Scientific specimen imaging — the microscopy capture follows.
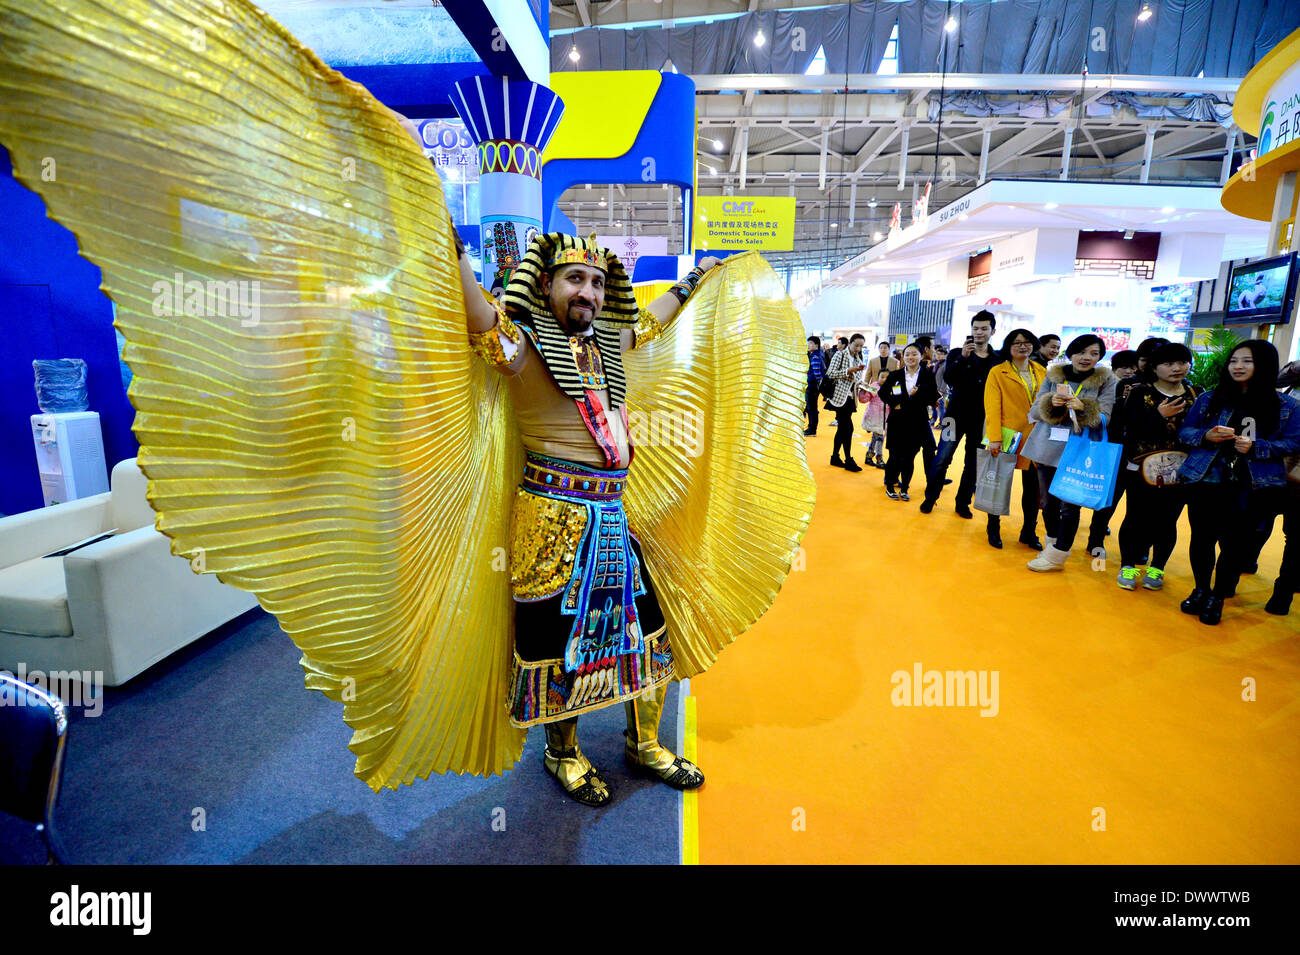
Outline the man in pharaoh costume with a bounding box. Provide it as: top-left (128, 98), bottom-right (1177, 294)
top-left (0, 0), bottom-right (815, 801)
top-left (454, 229), bottom-right (721, 804)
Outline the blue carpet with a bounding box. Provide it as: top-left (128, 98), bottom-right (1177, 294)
top-left (0, 609), bottom-right (681, 864)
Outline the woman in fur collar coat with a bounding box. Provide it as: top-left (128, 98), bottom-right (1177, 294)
top-left (1020, 335), bottom-right (1118, 571)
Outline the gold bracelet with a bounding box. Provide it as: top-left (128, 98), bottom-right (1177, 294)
top-left (468, 302), bottom-right (523, 367)
top-left (632, 307), bottom-right (665, 348)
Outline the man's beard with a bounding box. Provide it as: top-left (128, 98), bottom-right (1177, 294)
top-left (553, 297), bottom-right (597, 333)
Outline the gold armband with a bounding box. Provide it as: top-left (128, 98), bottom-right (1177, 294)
top-left (468, 302), bottom-right (524, 367)
top-left (632, 307), bottom-right (665, 349)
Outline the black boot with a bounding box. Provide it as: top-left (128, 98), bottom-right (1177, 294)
top-left (1265, 581), bottom-right (1293, 616)
top-left (1018, 528), bottom-right (1043, 551)
top-left (843, 455), bottom-right (863, 473)
top-left (986, 516), bottom-right (1003, 549)
top-left (1180, 589), bottom-right (1209, 616)
top-left (1198, 595), bottom-right (1224, 626)
top-left (830, 451), bottom-right (845, 468)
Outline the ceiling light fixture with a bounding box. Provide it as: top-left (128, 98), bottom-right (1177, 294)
top-left (568, 47), bottom-right (580, 62)
top-left (874, 231), bottom-right (883, 240)
top-left (1137, 3), bottom-right (1152, 23)
top-left (753, 30), bottom-right (766, 48)
top-left (712, 138), bottom-right (724, 151)
top-left (598, 198), bottom-right (606, 207)
top-left (1044, 202), bottom-right (1059, 209)
top-left (945, 15), bottom-right (957, 33)
top-left (1160, 205), bottom-right (1175, 213)
top-left (868, 196), bottom-right (878, 208)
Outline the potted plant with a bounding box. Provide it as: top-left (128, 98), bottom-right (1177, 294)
top-left (1188, 325), bottom-right (1242, 390)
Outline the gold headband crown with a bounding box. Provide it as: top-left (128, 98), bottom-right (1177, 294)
top-left (548, 232), bottom-right (609, 271)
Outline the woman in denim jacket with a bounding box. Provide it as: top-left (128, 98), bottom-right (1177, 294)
top-left (1177, 340), bottom-right (1300, 625)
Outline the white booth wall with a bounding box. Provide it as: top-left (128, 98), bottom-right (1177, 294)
top-left (800, 284), bottom-right (889, 341)
top-left (949, 274), bottom-right (1188, 355)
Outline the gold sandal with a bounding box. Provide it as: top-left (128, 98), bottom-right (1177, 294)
top-left (624, 687), bottom-right (705, 791)
top-left (543, 719), bottom-right (613, 807)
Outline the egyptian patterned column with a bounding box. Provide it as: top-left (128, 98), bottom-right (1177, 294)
top-left (451, 76), bottom-right (564, 296)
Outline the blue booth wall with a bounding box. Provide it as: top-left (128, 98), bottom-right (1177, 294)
top-left (0, 149), bottom-right (138, 518)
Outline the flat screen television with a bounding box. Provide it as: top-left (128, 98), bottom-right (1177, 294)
top-left (1224, 252), bottom-right (1298, 325)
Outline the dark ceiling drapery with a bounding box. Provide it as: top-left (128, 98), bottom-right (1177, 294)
top-left (551, 0), bottom-right (1300, 79)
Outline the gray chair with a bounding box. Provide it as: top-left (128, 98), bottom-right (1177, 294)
top-left (0, 671), bottom-right (68, 863)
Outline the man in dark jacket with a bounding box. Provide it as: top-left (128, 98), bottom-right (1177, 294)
top-left (919, 311), bottom-right (999, 518)
top-left (806, 336), bottom-right (827, 436)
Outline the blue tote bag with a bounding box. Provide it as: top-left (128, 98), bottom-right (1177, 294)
top-left (1049, 428), bottom-right (1122, 510)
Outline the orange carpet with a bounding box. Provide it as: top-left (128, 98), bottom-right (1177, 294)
top-left (693, 428), bottom-right (1300, 863)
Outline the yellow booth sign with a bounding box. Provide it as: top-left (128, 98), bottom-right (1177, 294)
top-left (695, 196), bottom-right (795, 251)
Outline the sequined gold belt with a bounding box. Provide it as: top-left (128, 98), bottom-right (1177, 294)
top-left (521, 451), bottom-right (627, 501)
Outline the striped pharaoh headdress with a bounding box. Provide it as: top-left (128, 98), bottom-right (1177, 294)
top-left (500, 232), bottom-right (639, 404)
top-left (501, 232), bottom-right (638, 326)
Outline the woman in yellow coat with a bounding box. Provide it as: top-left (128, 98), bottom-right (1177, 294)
top-left (983, 329), bottom-right (1047, 550)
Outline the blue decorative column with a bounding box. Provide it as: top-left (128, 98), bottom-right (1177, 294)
top-left (451, 76), bottom-right (564, 296)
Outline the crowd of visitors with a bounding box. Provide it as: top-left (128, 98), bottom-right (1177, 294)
top-left (806, 313), bottom-right (1300, 626)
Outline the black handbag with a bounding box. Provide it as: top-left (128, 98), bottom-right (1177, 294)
top-left (818, 374), bottom-right (835, 401)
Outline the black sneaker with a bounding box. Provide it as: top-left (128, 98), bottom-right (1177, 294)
top-left (885, 488), bottom-right (900, 501)
top-left (918, 499), bottom-right (934, 514)
top-left (804, 428), bottom-right (816, 436)
top-left (899, 490), bottom-right (910, 501)
top-left (955, 504), bottom-right (973, 519)
top-left (830, 454), bottom-right (844, 468)
top-left (843, 456), bottom-right (863, 473)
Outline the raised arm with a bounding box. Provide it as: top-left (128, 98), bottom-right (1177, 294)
top-left (625, 256), bottom-right (725, 350)
top-left (456, 240), bottom-right (498, 333)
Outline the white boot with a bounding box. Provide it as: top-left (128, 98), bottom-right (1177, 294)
top-left (1027, 544), bottom-right (1069, 572)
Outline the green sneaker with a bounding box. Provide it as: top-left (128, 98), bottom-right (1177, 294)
top-left (1117, 566), bottom-right (1139, 590)
top-left (1142, 567), bottom-right (1165, 591)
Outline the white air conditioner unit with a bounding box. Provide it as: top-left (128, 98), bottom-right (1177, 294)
top-left (30, 412), bottom-right (109, 506)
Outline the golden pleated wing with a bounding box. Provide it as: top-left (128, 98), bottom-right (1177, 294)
top-left (623, 252), bottom-right (817, 676)
top-left (0, 0), bottom-right (526, 788)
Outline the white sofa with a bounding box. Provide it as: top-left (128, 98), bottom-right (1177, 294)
top-left (0, 458), bottom-right (259, 685)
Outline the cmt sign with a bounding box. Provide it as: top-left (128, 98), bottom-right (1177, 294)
top-left (696, 195), bottom-right (795, 251)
